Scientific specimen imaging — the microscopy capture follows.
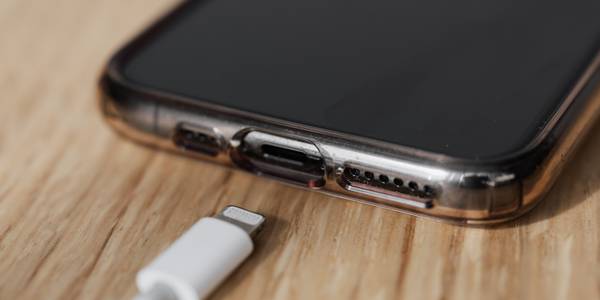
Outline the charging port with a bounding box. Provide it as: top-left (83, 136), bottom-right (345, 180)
top-left (233, 131), bottom-right (325, 188)
top-left (173, 124), bottom-right (221, 156)
top-left (339, 166), bottom-right (435, 208)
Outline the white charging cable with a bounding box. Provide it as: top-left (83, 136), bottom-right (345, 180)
top-left (133, 206), bottom-right (265, 300)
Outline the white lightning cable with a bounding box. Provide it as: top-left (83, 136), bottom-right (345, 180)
top-left (133, 206), bottom-right (265, 300)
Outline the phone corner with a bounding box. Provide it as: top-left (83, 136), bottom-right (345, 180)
top-left (97, 60), bottom-right (160, 146)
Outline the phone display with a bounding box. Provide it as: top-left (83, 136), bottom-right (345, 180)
top-left (122, 0), bottom-right (600, 159)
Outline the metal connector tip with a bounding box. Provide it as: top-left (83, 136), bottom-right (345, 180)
top-left (215, 206), bottom-right (265, 238)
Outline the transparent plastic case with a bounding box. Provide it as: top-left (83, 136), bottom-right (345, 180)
top-left (99, 3), bottom-right (600, 224)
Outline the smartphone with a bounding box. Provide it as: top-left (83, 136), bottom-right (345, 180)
top-left (99, 0), bottom-right (600, 224)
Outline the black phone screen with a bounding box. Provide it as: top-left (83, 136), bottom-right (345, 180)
top-left (121, 0), bottom-right (600, 159)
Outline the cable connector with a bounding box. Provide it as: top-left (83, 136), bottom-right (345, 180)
top-left (134, 206), bottom-right (265, 300)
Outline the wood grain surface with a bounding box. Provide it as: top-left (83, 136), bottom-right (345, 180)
top-left (0, 1), bottom-right (599, 299)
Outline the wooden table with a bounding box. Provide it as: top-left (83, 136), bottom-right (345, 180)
top-left (1, 1), bottom-right (598, 299)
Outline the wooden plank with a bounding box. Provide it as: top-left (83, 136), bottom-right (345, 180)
top-left (0, 1), bottom-right (598, 299)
